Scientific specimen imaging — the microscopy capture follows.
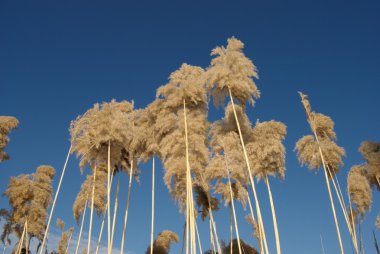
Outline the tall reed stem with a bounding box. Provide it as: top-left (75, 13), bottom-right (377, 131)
top-left (17, 220), bottom-right (27, 254)
top-left (299, 93), bottom-right (344, 254)
top-left (183, 99), bottom-right (196, 254)
top-left (265, 176), bottom-right (281, 254)
top-left (228, 87), bottom-right (269, 253)
top-left (120, 161), bottom-right (134, 254)
top-left (107, 141), bottom-right (111, 254)
top-left (75, 200), bottom-right (88, 254)
top-left (224, 155), bottom-right (242, 254)
top-left (87, 165), bottom-right (97, 254)
top-left (150, 158), bottom-right (155, 254)
top-left (39, 145), bottom-right (72, 254)
top-left (110, 181), bottom-right (120, 252)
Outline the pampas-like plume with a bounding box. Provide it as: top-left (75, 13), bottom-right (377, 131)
top-left (296, 92), bottom-right (345, 254)
top-left (359, 141), bottom-right (380, 189)
top-left (56, 219), bottom-right (65, 232)
top-left (221, 239), bottom-right (259, 254)
top-left (145, 230), bottom-right (179, 254)
top-left (73, 166), bottom-right (107, 222)
top-left (4, 165), bottom-right (55, 246)
top-left (247, 120), bottom-right (286, 254)
top-left (57, 225), bottom-right (74, 254)
top-left (206, 37), bottom-right (260, 107)
top-left (156, 64), bottom-right (208, 208)
top-left (0, 116), bottom-right (19, 162)
top-left (347, 166), bottom-right (372, 221)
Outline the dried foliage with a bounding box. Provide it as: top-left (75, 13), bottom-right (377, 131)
top-left (207, 37), bottom-right (260, 107)
top-left (155, 63), bottom-right (209, 210)
top-left (348, 166), bottom-right (372, 220)
top-left (2, 165), bottom-right (55, 243)
top-left (221, 238), bottom-right (259, 254)
top-left (246, 215), bottom-right (261, 250)
top-left (247, 120), bottom-right (286, 181)
top-left (70, 100), bottom-right (138, 175)
top-left (73, 166), bottom-right (107, 222)
top-left (56, 219), bottom-right (65, 231)
top-left (295, 93), bottom-right (345, 177)
top-left (206, 104), bottom-right (251, 208)
top-left (359, 141), bottom-right (380, 189)
top-left (194, 184), bottom-right (219, 221)
top-left (57, 227), bottom-right (73, 254)
top-left (0, 116), bottom-right (19, 162)
top-left (145, 230), bottom-right (179, 254)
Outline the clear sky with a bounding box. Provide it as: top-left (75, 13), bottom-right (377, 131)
top-left (1, 1), bottom-right (379, 253)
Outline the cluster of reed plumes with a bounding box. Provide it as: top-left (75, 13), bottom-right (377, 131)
top-left (0, 37), bottom-right (379, 254)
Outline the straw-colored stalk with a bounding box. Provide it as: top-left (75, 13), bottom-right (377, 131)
top-left (110, 181), bottom-right (120, 252)
top-left (2, 244), bottom-right (6, 254)
top-left (247, 192), bottom-right (265, 254)
top-left (25, 220), bottom-right (28, 254)
top-left (65, 230), bottom-right (74, 254)
top-left (195, 219), bottom-right (203, 254)
top-left (301, 104), bottom-right (344, 254)
top-left (150, 158), bottom-right (155, 254)
top-left (75, 200), bottom-right (88, 254)
top-left (17, 220), bottom-right (27, 254)
top-left (347, 185), bottom-right (358, 253)
top-left (327, 168), bottom-right (358, 253)
top-left (96, 213), bottom-right (106, 254)
top-left (224, 156), bottom-right (242, 254)
top-left (39, 145), bottom-right (72, 254)
top-left (87, 165), bottom-right (98, 254)
top-left (209, 208), bottom-right (222, 254)
top-left (320, 235), bottom-right (326, 254)
top-left (120, 161), bottom-right (134, 254)
top-left (107, 141), bottom-right (111, 254)
top-left (183, 99), bottom-right (197, 254)
top-left (228, 87), bottom-right (268, 253)
top-left (209, 219), bottom-right (215, 254)
top-left (265, 176), bottom-right (281, 254)
top-left (97, 174), bottom-right (114, 254)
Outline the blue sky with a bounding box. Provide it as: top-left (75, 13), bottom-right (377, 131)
top-left (1, 0), bottom-right (379, 253)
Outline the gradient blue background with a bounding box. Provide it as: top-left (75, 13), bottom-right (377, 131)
top-left (1, 1), bottom-right (379, 253)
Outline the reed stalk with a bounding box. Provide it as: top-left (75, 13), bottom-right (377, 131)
top-left (265, 176), bottom-right (281, 254)
top-left (87, 165), bottom-right (97, 254)
top-left (110, 181), bottom-right (120, 252)
top-left (228, 87), bottom-right (269, 253)
top-left (107, 141), bottom-right (111, 254)
top-left (39, 145), bottom-right (72, 254)
top-left (75, 200), bottom-right (88, 254)
top-left (65, 230), bottom-right (74, 254)
top-left (120, 161), bottom-right (134, 254)
top-left (150, 158), bottom-right (155, 254)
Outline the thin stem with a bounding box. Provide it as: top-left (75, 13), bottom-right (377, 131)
top-left (25, 220), bottom-right (28, 254)
top-left (183, 99), bottom-right (196, 254)
top-left (65, 230), bottom-right (74, 254)
top-left (209, 219), bottom-right (215, 254)
top-left (228, 87), bottom-right (269, 254)
top-left (150, 158), bottom-right (155, 254)
top-left (107, 140), bottom-right (111, 254)
top-left (120, 161), bottom-right (134, 254)
top-left (39, 145), bottom-right (72, 254)
top-left (195, 220), bottom-right (203, 254)
top-left (17, 220), bottom-right (27, 254)
top-left (209, 209), bottom-right (222, 254)
top-left (110, 181), bottom-right (120, 252)
top-left (247, 193), bottom-right (265, 254)
top-left (75, 200), bottom-right (88, 254)
top-left (225, 164), bottom-right (242, 254)
top-left (87, 165), bottom-right (98, 254)
top-left (320, 235), bottom-right (326, 254)
top-left (265, 176), bottom-right (281, 254)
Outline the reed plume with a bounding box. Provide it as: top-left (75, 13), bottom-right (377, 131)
top-left (221, 239), bottom-right (259, 254)
top-left (2, 165), bottom-right (55, 252)
top-left (347, 166), bottom-right (372, 221)
top-left (296, 92), bottom-right (345, 254)
top-left (359, 141), bottom-right (380, 189)
top-left (145, 230), bottom-right (179, 254)
top-left (0, 116), bottom-right (19, 162)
